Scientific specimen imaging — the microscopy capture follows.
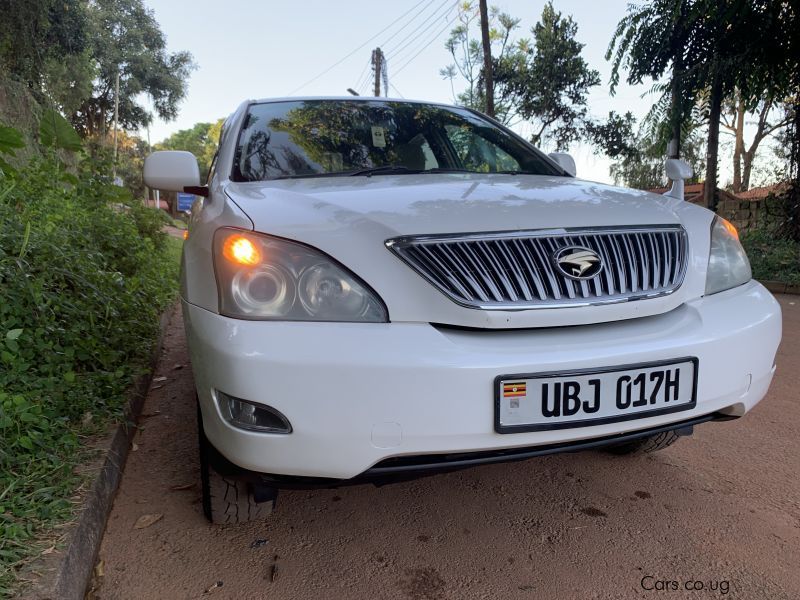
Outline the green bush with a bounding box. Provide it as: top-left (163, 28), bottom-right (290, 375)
top-left (0, 152), bottom-right (180, 594)
top-left (741, 228), bottom-right (800, 285)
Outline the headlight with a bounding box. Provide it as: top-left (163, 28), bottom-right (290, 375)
top-left (213, 228), bottom-right (388, 322)
top-left (705, 217), bottom-right (751, 295)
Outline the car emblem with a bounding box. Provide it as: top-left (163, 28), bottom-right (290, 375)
top-left (553, 246), bottom-right (603, 280)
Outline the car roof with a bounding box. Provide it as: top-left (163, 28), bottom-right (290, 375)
top-left (245, 96), bottom-right (460, 109)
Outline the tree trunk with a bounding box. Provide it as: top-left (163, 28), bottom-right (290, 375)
top-left (478, 0), bottom-right (494, 117)
top-left (742, 148), bottom-right (757, 191)
top-left (732, 95), bottom-right (746, 192)
top-left (704, 74), bottom-right (723, 211)
top-left (668, 64), bottom-right (682, 158)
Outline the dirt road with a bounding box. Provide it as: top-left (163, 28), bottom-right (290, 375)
top-left (93, 296), bottom-right (799, 600)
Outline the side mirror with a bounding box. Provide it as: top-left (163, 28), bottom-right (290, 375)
top-left (663, 158), bottom-right (693, 201)
top-left (548, 152), bottom-right (576, 177)
top-left (144, 151), bottom-right (200, 192)
top-left (665, 158), bottom-right (692, 181)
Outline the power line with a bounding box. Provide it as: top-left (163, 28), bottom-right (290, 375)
top-left (389, 82), bottom-right (405, 98)
top-left (353, 57), bottom-right (373, 94)
top-left (285, 0), bottom-right (432, 95)
top-left (386, 0), bottom-right (456, 62)
top-left (355, 1), bottom-right (447, 95)
top-left (392, 12), bottom-right (459, 77)
top-left (380, 0), bottom-right (446, 53)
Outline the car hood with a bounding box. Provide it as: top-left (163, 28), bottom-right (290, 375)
top-left (225, 173), bottom-right (712, 328)
top-left (227, 173), bottom-right (683, 234)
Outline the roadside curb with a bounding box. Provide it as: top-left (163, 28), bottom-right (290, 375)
top-left (23, 304), bottom-right (176, 600)
top-left (760, 280), bottom-right (800, 295)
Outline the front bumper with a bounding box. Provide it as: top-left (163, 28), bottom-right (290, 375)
top-left (183, 281), bottom-right (782, 480)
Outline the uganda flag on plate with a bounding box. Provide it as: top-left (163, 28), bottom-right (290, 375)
top-left (503, 382), bottom-right (527, 398)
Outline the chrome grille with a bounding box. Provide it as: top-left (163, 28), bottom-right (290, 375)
top-left (386, 226), bottom-right (688, 309)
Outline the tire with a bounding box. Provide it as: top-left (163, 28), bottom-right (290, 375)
top-left (605, 430), bottom-right (681, 455)
top-left (197, 403), bottom-right (274, 524)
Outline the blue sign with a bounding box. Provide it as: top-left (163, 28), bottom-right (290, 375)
top-left (177, 192), bottom-right (195, 212)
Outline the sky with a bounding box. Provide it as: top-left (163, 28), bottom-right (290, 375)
top-left (140, 0), bottom-right (663, 184)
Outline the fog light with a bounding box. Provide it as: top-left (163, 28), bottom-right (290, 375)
top-left (216, 390), bottom-right (292, 433)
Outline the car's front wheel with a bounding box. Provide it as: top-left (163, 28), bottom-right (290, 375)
top-left (605, 430), bottom-right (681, 455)
top-left (197, 403), bottom-right (274, 524)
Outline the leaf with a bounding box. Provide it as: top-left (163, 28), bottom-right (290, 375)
top-left (6, 329), bottom-right (22, 341)
top-left (0, 155), bottom-right (16, 178)
top-left (39, 109), bottom-right (82, 152)
top-left (0, 125), bottom-right (24, 156)
top-left (133, 513), bottom-right (163, 529)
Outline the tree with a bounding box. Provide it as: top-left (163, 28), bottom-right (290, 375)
top-left (610, 127), bottom-right (705, 189)
top-left (602, 110), bottom-right (706, 190)
top-left (0, 0), bottom-right (89, 87)
top-left (609, 0), bottom-right (798, 211)
top-left (441, 2), bottom-right (599, 149)
top-left (114, 131), bottom-right (149, 198)
top-left (70, 0), bottom-right (195, 138)
top-left (675, 0), bottom-right (798, 209)
top-left (156, 119), bottom-right (224, 181)
top-left (584, 111), bottom-right (639, 162)
top-left (607, 0), bottom-right (705, 160)
top-left (440, 3), bottom-right (521, 122)
top-left (496, 2), bottom-right (600, 149)
top-left (721, 93), bottom-right (795, 192)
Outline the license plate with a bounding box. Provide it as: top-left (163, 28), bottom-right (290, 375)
top-left (495, 358), bottom-right (698, 433)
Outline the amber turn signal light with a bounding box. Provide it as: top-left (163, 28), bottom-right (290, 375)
top-left (720, 217), bottom-right (739, 241)
top-left (222, 234), bottom-right (262, 266)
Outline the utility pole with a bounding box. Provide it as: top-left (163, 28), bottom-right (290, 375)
top-left (372, 47), bottom-right (385, 97)
top-left (479, 0), bottom-right (494, 117)
top-left (112, 70), bottom-right (120, 179)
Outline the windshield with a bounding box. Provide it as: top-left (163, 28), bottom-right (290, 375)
top-left (232, 100), bottom-right (563, 181)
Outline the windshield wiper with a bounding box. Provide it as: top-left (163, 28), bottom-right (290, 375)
top-left (349, 166), bottom-right (474, 177)
top-left (348, 165), bottom-right (421, 177)
top-left (269, 172), bottom-right (353, 180)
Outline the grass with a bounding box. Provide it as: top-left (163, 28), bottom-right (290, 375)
top-left (0, 237), bottom-right (182, 595)
top-left (742, 229), bottom-right (800, 285)
top-left (0, 154), bottom-right (183, 595)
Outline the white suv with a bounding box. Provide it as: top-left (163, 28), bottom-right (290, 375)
top-left (144, 97), bottom-right (782, 524)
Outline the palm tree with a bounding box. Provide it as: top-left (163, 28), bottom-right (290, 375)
top-left (608, 0), bottom-right (793, 211)
top-left (607, 0), bottom-right (704, 160)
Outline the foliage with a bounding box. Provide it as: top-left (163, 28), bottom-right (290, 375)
top-left (39, 108), bottom-right (83, 152)
top-left (495, 2), bottom-right (600, 149)
top-left (584, 111), bottom-right (639, 161)
top-left (721, 92), bottom-right (795, 192)
top-left (156, 119), bottom-right (224, 181)
top-left (609, 120), bottom-right (705, 189)
top-left (112, 132), bottom-right (151, 200)
top-left (441, 2), bottom-right (599, 150)
top-left (0, 124), bottom-right (25, 176)
top-left (440, 2), bottom-right (521, 122)
top-left (742, 228), bottom-right (800, 284)
top-left (65, 0), bottom-right (196, 137)
top-left (0, 0), bottom-right (90, 94)
top-left (608, 0), bottom-right (798, 209)
top-left (0, 127), bottom-right (180, 595)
